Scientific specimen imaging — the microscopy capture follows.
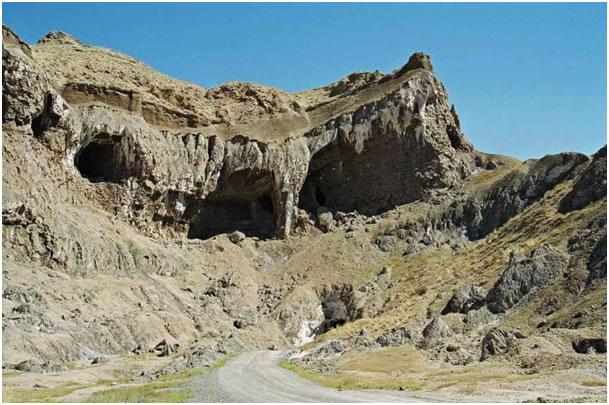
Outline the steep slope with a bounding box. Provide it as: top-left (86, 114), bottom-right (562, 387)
top-left (2, 25), bottom-right (606, 402)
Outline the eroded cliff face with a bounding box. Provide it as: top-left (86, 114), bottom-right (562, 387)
top-left (3, 26), bottom-right (605, 396)
top-left (3, 27), bottom-right (475, 242)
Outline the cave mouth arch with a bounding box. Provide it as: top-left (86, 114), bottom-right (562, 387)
top-left (298, 135), bottom-right (424, 217)
top-left (187, 169), bottom-right (277, 240)
top-left (315, 284), bottom-right (361, 334)
top-left (74, 134), bottom-right (128, 183)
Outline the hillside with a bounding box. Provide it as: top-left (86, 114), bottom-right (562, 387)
top-left (2, 25), bottom-right (606, 402)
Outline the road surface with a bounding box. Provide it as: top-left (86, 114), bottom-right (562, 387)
top-left (189, 350), bottom-right (433, 402)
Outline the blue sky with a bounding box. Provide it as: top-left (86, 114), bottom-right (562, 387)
top-left (3, 2), bottom-right (606, 159)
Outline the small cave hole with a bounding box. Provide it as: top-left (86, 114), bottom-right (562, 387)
top-left (315, 284), bottom-right (361, 334)
top-left (74, 135), bottom-right (127, 183)
top-left (187, 193), bottom-right (276, 240)
top-left (572, 338), bottom-right (607, 354)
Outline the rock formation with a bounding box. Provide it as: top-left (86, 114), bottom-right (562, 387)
top-left (3, 27), bottom-right (475, 242)
top-left (2, 25), bottom-right (606, 402)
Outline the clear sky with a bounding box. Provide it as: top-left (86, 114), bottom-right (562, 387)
top-left (3, 2), bottom-right (606, 159)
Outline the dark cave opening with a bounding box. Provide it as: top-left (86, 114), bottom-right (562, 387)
top-left (74, 135), bottom-right (127, 183)
top-left (298, 136), bottom-right (422, 217)
top-left (315, 284), bottom-right (360, 334)
top-left (315, 187), bottom-right (327, 206)
top-left (318, 297), bottom-right (348, 332)
top-left (187, 169), bottom-right (277, 240)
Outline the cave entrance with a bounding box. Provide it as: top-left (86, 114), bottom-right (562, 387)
top-left (188, 169), bottom-right (277, 240)
top-left (74, 134), bottom-right (127, 183)
top-left (298, 135), bottom-right (423, 217)
top-left (315, 284), bottom-right (360, 334)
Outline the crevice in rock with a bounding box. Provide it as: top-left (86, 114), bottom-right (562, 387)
top-left (31, 93), bottom-right (61, 138)
top-left (187, 168), bottom-right (277, 240)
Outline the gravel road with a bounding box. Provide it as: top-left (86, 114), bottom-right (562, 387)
top-left (188, 350), bottom-right (434, 402)
top-left (188, 350), bottom-right (608, 403)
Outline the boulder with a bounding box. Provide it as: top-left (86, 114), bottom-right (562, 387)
top-left (376, 326), bottom-right (417, 347)
top-left (14, 359), bottom-right (42, 373)
top-left (480, 328), bottom-right (523, 360)
top-left (464, 307), bottom-right (496, 330)
top-left (378, 266), bottom-right (392, 278)
top-left (91, 356), bottom-right (108, 365)
top-left (486, 244), bottom-right (569, 313)
top-left (422, 317), bottom-right (453, 340)
top-left (154, 339), bottom-right (179, 357)
top-left (572, 338), bottom-right (607, 354)
top-left (441, 285), bottom-right (486, 314)
top-left (317, 207), bottom-right (334, 233)
top-left (310, 340), bottom-right (346, 358)
top-left (227, 231), bottom-right (246, 244)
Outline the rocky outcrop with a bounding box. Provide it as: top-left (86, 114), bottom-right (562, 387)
top-left (442, 285), bottom-right (486, 314)
top-left (376, 326), bottom-right (418, 347)
top-left (486, 244), bottom-right (569, 313)
top-left (274, 286), bottom-right (324, 345)
top-left (480, 328), bottom-right (520, 360)
top-left (422, 317), bottom-right (453, 340)
top-left (3, 26), bottom-right (476, 241)
top-left (2, 27), bottom-right (53, 128)
top-left (37, 31), bottom-right (82, 46)
top-left (3, 24), bottom-right (605, 378)
top-left (61, 82), bottom-right (143, 114)
top-left (2, 24), bottom-right (32, 57)
top-left (451, 153), bottom-right (589, 240)
top-left (464, 307), bottom-right (496, 330)
top-left (560, 145), bottom-right (607, 213)
top-left (396, 52), bottom-right (434, 75)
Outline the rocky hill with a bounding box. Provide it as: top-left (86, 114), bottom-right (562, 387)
top-left (2, 25), bottom-right (606, 402)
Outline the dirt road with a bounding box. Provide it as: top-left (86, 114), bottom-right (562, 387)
top-left (189, 350), bottom-right (441, 402)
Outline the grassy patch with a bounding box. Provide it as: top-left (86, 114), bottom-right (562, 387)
top-left (465, 155), bottom-right (521, 192)
top-left (279, 359), bottom-right (425, 391)
top-left (281, 346), bottom-right (543, 393)
top-left (209, 356), bottom-right (228, 370)
top-left (84, 357), bottom-right (227, 403)
top-left (459, 383), bottom-right (477, 394)
top-left (85, 370), bottom-right (201, 403)
top-left (3, 382), bottom-right (93, 403)
top-left (2, 371), bottom-right (19, 378)
top-left (581, 379), bottom-right (606, 387)
top-left (84, 385), bottom-right (192, 403)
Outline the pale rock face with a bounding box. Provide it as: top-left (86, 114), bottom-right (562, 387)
top-left (486, 244), bottom-right (569, 313)
top-left (296, 320), bottom-right (322, 346)
top-left (1, 25), bottom-right (477, 366)
top-left (2, 25), bottom-right (475, 244)
top-left (274, 286), bottom-right (325, 345)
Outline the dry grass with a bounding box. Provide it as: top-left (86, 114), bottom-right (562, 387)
top-left (465, 155), bottom-right (522, 192)
top-left (281, 346), bottom-right (542, 393)
top-left (84, 357), bottom-right (227, 403)
top-left (291, 174), bottom-right (606, 393)
top-left (3, 382), bottom-right (96, 403)
top-left (580, 379), bottom-right (607, 387)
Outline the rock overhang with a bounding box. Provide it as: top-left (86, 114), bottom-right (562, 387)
top-left (4, 25), bottom-right (476, 240)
